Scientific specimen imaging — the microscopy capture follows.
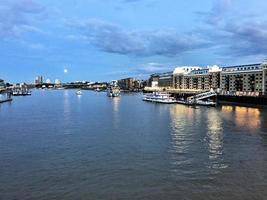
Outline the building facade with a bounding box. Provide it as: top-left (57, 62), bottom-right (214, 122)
top-left (0, 79), bottom-right (6, 90)
top-left (173, 66), bottom-right (221, 91)
top-left (155, 60), bottom-right (267, 96)
top-left (220, 63), bottom-right (267, 95)
top-left (158, 72), bottom-right (173, 88)
top-left (118, 78), bottom-right (134, 90)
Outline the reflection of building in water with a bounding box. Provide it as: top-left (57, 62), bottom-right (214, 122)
top-left (169, 105), bottom-right (199, 157)
top-left (206, 110), bottom-right (223, 160)
top-left (206, 109), bottom-right (228, 172)
top-left (235, 107), bottom-right (261, 130)
top-left (63, 90), bottom-right (70, 120)
top-left (221, 106), bottom-right (261, 130)
top-left (112, 97), bottom-right (121, 128)
top-left (112, 97), bottom-right (120, 113)
top-left (221, 106), bottom-right (234, 113)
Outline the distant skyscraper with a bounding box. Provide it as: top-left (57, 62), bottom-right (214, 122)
top-left (35, 76), bottom-right (44, 85)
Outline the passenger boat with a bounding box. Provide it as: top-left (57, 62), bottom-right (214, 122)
top-left (12, 89), bottom-right (31, 96)
top-left (107, 86), bottom-right (120, 97)
top-left (76, 90), bottom-right (82, 95)
top-left (143, 92), bottom-right (177, 104)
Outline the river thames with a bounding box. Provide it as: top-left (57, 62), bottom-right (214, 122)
top-left (0, 90), bottom-right (267, 200)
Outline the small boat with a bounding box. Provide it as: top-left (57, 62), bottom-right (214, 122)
top-left (143, 92), bottom-right (177, 104)
top-left (12, 88), bottom-right (31, 96)
top-left (107, 86), bottom-right (120, 97)
top-left (195, 100), bottom-right (216, 106)
top-left (12, 91), bottom-right (31, 96)
top-left (76, 90), bottom-right (82, 95)
top-left (176, 99), bottom-right (216, 107)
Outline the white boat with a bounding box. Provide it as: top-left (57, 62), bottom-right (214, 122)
top-left (107, 86), bottom-right (120, 97)
top-left (143, 92), bottom-right (177, 104)
top-left (195, 100), bottom-right (216, 106)
top-left (76, 90), bottom-right (82, 95)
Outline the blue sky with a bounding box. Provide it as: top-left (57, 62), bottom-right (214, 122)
top-left (0, 0), bottom-right (267, 83)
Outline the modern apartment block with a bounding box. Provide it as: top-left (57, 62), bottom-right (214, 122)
top-left (158, 72), bottom-right (173, 88)
top-left (117, 77), bottom-right (144, 91)
top-left (150, 60), bottom-right (267, 96)
top-left (173, 66), bottom-right (221, 91)
top-left (220, 62), bottom-right (267, 95)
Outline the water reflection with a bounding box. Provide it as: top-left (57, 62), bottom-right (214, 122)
top-left (221, 106), bottom-right (261, 131)
top-left (112, 97), bottom-right (121, 128)
top-left (63, 90), bottom-right (71, 135)
top-left (63, 90), bottom-right (70, 116)
top-left (169, 105), bottom-right (198, 168)
top-left (206, 109), bottom-right (227, 171)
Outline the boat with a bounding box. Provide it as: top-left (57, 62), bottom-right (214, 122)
top-left (195, 100), bottom-right (216, 106)
top-left (12, 89), bottom-right (31, 96)
top-left (76, 90), bottom-right (82, 95)
top-left (143, 92), bottom-right (177, 104)
top-left (107, 86), bottom-right (120, 97)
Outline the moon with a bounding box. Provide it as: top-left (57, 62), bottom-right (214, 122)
top-left (64, 69), bottom-right (68, 73)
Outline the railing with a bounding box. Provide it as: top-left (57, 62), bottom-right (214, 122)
top-left (187, 90), bottom-right (217, 102)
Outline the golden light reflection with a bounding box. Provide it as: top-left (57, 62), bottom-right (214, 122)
top-left (206, 109), bottom-right (229, 171)
top-left (221, 105), bottom-right (261, 131)
top-left (169, 105), bottom-right (198, 156)
top-left (169, 104), bottom-right (196, 123)
top-left (221, 106), bottom-right (233, 113)
top-left (235, 107), bottom-right (261, 130)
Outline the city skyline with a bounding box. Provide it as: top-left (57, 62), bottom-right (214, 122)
top-left (1, 0), bottom-right (267, 83)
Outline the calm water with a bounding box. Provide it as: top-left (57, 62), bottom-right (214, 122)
top-left (0, 90), bottom-right (267, 200)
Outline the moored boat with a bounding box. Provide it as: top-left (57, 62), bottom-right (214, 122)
top-left (107, 86), bottom-right (120, 97)
top-left (143, 92), bottom-right (177, 104)
top-left (76, 90), bottom-right (82, 95)
top-left (12, 89), bottom-right (31, 96)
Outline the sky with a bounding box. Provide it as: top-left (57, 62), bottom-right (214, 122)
top-left (0, 0), bottom-right (267, 83)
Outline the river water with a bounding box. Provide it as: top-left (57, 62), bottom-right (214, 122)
top-left (0, 90), bottom-right (267, 200)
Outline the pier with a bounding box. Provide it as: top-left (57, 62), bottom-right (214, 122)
top-left (0, 90), bottom-right (12, 103)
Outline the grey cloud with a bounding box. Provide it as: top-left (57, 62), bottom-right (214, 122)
top-left (0, 0), bottom-right (46, 38)
top-left (68, 19), bottom-right (208, 57)
top-left (135, 62), bottom-right (171, 74)
top-left (197, 0), bottom-right (267, 57)
top-left (222, 21), bottom-right (267, 56)
top-left (197, 0), bottom-right (233, 25)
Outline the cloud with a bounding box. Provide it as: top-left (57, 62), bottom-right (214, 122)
top-left (196, 0), bottom-right (267, 58)
top-left (135, 62), bottom-right (172, 73)
top-left (197, 0), bottom-right (233, 25)
top-left (106, 62), bottom-right (172, 79)
top-left (67, 19), bottom-right (208, 57)
top-left (221, 21), bottom-right (267, 56)
top-left (0, 0), bottom-right (46, 38)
